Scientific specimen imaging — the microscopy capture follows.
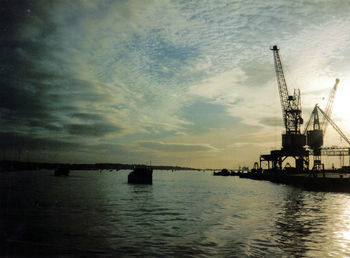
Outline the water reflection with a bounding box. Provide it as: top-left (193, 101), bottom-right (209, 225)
top-left (273, 188), bottom-right (350, 257)
top-left (4, 170), bottom-right (350, 257)
top-left (275, 189), bottom-right (317, 256)
top-left (324, 195), bottom-right (350, 257)
top-left (128, 184), bottom-right (153, 195)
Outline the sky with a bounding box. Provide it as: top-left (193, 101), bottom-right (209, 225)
top-left (2, 0), bottom-right (350, 169)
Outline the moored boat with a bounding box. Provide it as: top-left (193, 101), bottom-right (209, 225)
top-left (54, 166), bottom-right (70, 176)
top-left (213, 168), bottom-right (230, 176)
top-left (128, 166), bottom-right (153, 184)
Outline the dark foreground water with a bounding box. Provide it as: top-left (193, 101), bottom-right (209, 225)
top-left (1, 170), bottom-right (350, 257)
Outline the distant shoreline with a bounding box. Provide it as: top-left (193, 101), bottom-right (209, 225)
top-left (0, 160), bottom-right (206, 172)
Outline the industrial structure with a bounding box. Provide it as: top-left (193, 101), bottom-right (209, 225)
top-left (259, 45), bottom-right (350, 172)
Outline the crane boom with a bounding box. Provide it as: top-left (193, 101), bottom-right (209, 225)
top-left (304, 104), bottom-right (321, 134)
top-left (303, 106), bottom-right (314, 134)
top-left (271, 46), bottom-right (289, 116)
top-left (317, 105), bottom-right (350, 145)
top-left (271, 45), bottom-right (303, 134)
top-left (322, 78), bottom-right (339, 135)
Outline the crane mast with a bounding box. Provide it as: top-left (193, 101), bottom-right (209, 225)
top-left (271, 45), bottom-right (303, 134)
top-left (271, 45), bottom-right (306, 150)
top-left (258, 46), bottom-right (309, 172)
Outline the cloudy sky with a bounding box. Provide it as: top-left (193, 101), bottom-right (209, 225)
top-left (2, 0), bottom-right (350, 168)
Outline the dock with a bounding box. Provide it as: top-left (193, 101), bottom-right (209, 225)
top-left (239, 171), bottom-right (350, 192)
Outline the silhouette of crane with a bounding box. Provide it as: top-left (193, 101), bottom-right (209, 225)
top-left (258, 47), bottom-right (349, 172)
top-left (265, 45), bottom-right (308, 171)
top-left (304, 79), bottom-right (350, 170)
top-left (271, 45), bottom-right (304, 136)
top-left (322, 78), bottom-right (339, 136)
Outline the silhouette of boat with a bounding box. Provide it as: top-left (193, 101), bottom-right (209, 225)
top-left (54, 166), bottom-right (70, 176)
top-left (213, 168), bottom-right (230, 176)
top-left (128, 166), bottom-right (153, 184)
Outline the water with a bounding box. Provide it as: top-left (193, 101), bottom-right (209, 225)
top-left (1, 170), bottom-right (350, 257)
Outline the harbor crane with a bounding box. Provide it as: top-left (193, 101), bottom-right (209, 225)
top-left (264, 45), bottom-right (308, 171)
top-left (258, 47), bottom-right (350, 172)
top-left (303, 79), bottom-right (349, 170)
top-left (271, 45), bottom-right (304, 136)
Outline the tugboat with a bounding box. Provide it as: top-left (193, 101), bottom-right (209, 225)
top-left (54, 166), bottom-right (70, 176)
top-left (128, 166), bottom-right (153, 184)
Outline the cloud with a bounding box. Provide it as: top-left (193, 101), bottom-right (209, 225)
top-left (2, 0), bottom-right (350, 168)
top-left (70, 112), bottom-right (105, 121)
top-left (138, 141), bottom-right (217, 152)
top-left (258, 117), bottom-right (283, 127)
top-left (0, 132), bottom-right (82, 152)
top-left (65, 122), bottom-right (123, 137)
top-left (188, 68), bottom-right (247, 99)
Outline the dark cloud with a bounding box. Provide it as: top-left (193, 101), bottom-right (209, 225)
top-left (0, 131), bottom-right (136, 163)
top-left (138, 141), bottom-right (215, 152)
top-left (0, 0), bottom-right (34, 37)
top-left (65, 122), bottom-right (123, 137)
top-left (258, 116), bottom-right (283, 127)
top-left (70, 112), bottom-right (105, 121)
top-left (0, 1), bottom-right (69, 132)
top-left (0, 131), bottom-right (81, 152)
top-left (0, 0), bottom-right (121, 159)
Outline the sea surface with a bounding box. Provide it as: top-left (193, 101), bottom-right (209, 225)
top-left (1, 169), bottom-right (350, 257)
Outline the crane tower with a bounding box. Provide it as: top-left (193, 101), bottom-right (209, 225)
top-left (258, 47), bottom-right (349, 172)
top-left (270, 45), bottom-right (306, 149)
top-left (257, 46), bottom-right (309, 172)
top-left (304, 79), bottom-right (340, 169)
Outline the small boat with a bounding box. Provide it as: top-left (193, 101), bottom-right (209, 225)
top-left (54, 166), bottom-right (70, 176)
top-left (128, 166), bottom-right (153, 184)
top-left (213, 168), bottom-right (230, 176)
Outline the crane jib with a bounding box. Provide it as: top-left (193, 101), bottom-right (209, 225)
top-left (271, 45), bottom-right (303, 135)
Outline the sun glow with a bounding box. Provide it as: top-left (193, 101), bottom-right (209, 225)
top-left (332, 76), bottom-right (350, 133)
top-left (301, 75), bottom-right (350, 148)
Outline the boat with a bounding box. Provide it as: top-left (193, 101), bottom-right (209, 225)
top-left (54, 166), bottom-right (70, 176)
top-left (213, 168), bottom-right (230, 176)
top-left (128, 166), bottom-right (153, 184)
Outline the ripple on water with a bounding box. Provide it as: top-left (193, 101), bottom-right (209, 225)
top-left (3, 170), bottom-right (350, 257)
